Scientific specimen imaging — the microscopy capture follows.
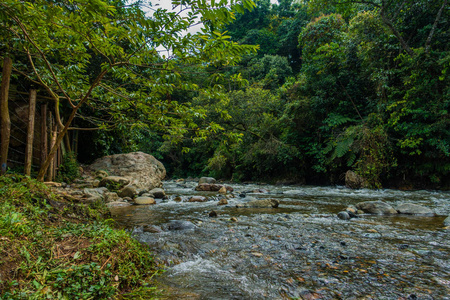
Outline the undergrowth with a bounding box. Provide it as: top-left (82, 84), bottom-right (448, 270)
top-left (0, 175), bottom-right (161, 299)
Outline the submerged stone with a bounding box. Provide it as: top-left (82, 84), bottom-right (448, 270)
top-left (236, 199), bottom-right (279, 208)
top-left (444, 215), bottom-right (450, 226)
top-left (167, 220), bottom-right (196, 231)
top-left (396, 203), bottom-right (435, 215)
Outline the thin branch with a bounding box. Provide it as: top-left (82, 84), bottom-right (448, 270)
top-left (12, 16), bottom-right (75, 109)
top-left (380, 9), bottom-right (415, 57)
top-left (25, 48), bottom-right (65, 129)
top-left (425, 0), bottom-right (447, 53)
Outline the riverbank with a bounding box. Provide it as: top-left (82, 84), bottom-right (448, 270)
top-left (0, 174), bottom-right (161, 299)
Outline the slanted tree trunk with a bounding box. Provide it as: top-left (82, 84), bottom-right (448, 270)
top-left (1, 57), bottom-right (12, 175)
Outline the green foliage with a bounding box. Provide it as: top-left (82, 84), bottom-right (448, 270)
top-left (0, 175), bottom-right (160, 298)
top-left (56, 152), bottom-right (81, 183)
top-left (247, 55), bottom-right (293, 89)
top-left (2, 0), bottom-right (447, 188)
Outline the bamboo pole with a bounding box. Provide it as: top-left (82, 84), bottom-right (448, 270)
top-left (48, 112), bottom-right (55, 181)
top-left (40, 103), bottom-right (48, 169)
top-left (1, 57), bottom-right (12, 175)
top-left (24, 89), bottom-right (37, 176)
top-left (49, 125), bottom-right (57, 181)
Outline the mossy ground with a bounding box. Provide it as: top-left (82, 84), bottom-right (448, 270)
top-left (0, 174), bottom-right (162, 299)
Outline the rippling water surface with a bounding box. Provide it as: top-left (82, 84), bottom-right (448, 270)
top-left (111, 181), bottom-right (450, 299)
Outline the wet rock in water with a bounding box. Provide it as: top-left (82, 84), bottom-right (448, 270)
top-left (167, 220), bottom-right (196, 231)
top-left (444, 215), bottom-right (450, 226)
top-left (399, 244), bottom-right (409, 250)
top-left (355, 201), bottom-right (398, 214)
top-left (297, 289), bottom-right (322, 300)
top-left (230, 217), bottom-right (238, 222)
top-left (134, 196), bottom-right (156, 205)
top-left (253, 188), bottom-right (269, 194)
top-left (396, 203), bottom-right (435, 215)
top-left (209, 210), bottom-right (218, 218)
top-left (236, 199), bottom-right (279, 208)
top-left (345, 205), bottom-right (357, 214)
top-left (175, 178), bottom-right (185, 183)
top-left (239, 192), bottom-right (246, 198)
top-left (218, 186), bottom-right (227, 194)
top-left (188, 196), bottom-right (209, 202)
top-left (198, 177), bottom-right (216, 184)
top-left (173, 196), bottom-right (182, 202)
top-left (337, 211), bottom-right (351, 220)
top-left (99, 176), bottom-right (130, 190)
top-left (143, 225), bottom-right (163, 233)
top-left (345, 170), bottom-right (367, 189)
top-left (149, 188), bottom-right (166, 198)
top-left (218, 198), bottom-right (228, 205)
top-left (118, 185), bottom-right (137, 198)
top-left (195, 183), bottom-right (233, 192)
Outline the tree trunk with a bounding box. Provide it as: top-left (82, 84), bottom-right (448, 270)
top-left (24, 89), bottom-right (37, 176)
top-left (1, 57), bottom-right (12, 175)
top-left (48, 122), bottom-right (57, 181)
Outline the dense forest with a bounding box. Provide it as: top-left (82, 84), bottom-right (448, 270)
top-left (1, 0), bottom-right (449, 189)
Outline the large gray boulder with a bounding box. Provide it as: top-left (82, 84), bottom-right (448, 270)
top-left (89, 152), bottom-right (166, 191)
top-left (356, 201), bottom-right (398, 214)
top-left (396, 203), bottom-right (435, 215)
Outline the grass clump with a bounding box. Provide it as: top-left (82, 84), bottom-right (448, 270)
top-left (0, 174), bottom-right (161, 299)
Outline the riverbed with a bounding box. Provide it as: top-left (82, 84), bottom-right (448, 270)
top-left (110, 181), bottom-right (450, 299)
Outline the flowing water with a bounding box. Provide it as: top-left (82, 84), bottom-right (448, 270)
top-left (110, 181), bottom-right (450, 300)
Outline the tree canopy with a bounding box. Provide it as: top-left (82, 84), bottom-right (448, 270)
top-left (0, 0), bottom-right (257, 180)
top-left (1, 0), bottom-right (449, 189)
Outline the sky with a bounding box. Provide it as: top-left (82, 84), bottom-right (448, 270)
top-left (146, 0), bottom-right (279, 55)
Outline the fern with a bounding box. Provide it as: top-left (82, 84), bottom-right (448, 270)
top-left (324, 113), bottom-right (354, 127)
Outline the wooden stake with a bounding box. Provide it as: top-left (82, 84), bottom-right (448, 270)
top-left (48, 112), bottom-right (55, 181)
top-left (40, 103), bottom-right (48, 168)
top-left (24, 89), bottom-right (37, 176)
top-left (1, 57), bottom-right (12, 175)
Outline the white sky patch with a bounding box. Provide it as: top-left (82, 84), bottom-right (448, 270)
top-left (142, 0), bottom-right (280, 56)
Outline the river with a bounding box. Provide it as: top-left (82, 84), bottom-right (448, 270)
top-left (110, 180), bottom-right (450, 300)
